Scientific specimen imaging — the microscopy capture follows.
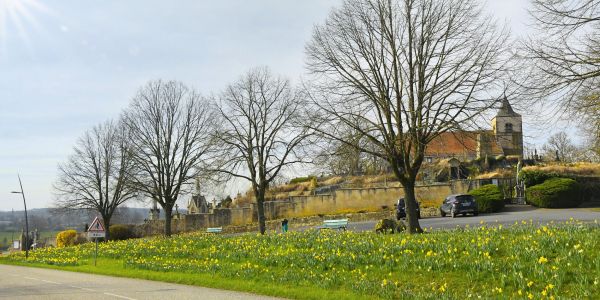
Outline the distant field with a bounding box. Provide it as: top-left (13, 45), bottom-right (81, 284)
top-left (0, 231), bottom-right (58, 245)
top-left (2, 222), bottom-right (599, 299)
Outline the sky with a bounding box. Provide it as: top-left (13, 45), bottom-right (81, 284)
top-left (0, 0), bottom-right (559, 211)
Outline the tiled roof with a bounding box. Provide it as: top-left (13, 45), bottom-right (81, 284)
top-left (425, 131), bottom-right (504, 158)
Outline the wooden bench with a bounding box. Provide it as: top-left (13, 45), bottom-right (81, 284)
top-left (206, 227), bottom-right (223, 234)
top-left (319, 219), bottom-right (348, 231)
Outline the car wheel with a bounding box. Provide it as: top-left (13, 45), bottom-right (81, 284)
top-left (451, 210), bottom-right (456, 218)
top-left (473, 211), bottom-right (479, 216)
top-left (440, 209), bottom-right (446, 217)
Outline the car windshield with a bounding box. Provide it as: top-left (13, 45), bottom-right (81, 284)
top-left (455, 195), bottom-right (474, 203)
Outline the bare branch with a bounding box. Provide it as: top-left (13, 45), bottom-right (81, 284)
top-left (305, 0), bottom-right (510, 233)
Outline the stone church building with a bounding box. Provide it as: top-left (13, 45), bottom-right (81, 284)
top-left (424, 97), bottom-right (524, 163)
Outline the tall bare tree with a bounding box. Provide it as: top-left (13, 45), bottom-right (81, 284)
top-left (306, 0), bottom-right (510, 233)
top-left (214, 67), bottom-right (311, 235)
top-left (524, 0), bottom-right (600, 145)
top-left (54, 120), bottom-right (136, 240)
top-left (123, 80), bottom-right (217, 236)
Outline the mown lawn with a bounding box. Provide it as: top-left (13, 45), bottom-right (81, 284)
top-left (1, 220), bottom-right (599, 299)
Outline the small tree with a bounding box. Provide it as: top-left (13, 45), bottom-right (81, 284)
top-left (54, 121), bottom-right (136, 240)
top-left (123, 80), bottom-right (217, 236)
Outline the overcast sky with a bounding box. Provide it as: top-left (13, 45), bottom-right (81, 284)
top-left (0, 0), bottom-right (556, 211)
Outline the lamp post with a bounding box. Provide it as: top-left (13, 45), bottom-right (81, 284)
top-left (11, 174), bottom-right (29, 259)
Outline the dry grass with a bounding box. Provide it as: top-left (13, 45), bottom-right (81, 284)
top-left (321, 176), bottom-right (344, 185)
top-left (364, 174), bottom-right (397, 184)
top-left (476, 169), bottom-right (515, 179)
top-left (523, 162), bottom-right (600, 176)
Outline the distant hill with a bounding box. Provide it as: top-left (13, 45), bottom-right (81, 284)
top-left (0, 207), bottom-right (150, 232)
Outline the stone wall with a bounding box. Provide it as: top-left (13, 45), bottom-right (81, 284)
top-left (142, 180), bottom-right (472, 235)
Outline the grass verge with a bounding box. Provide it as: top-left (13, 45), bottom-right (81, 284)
top-left (2, 220), bottom-right (599, 299)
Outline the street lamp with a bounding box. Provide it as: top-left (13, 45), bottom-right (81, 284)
top-left (11, 174), bottom-right (29, 259)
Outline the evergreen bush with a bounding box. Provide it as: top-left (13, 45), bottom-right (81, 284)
top-left (520, 169), bottom-right (560, 187)
top-left (526, 178), bottom-right (583, 208)
top-left (469, 184), bottom-right (504, 213)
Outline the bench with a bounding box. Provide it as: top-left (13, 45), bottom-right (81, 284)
top-left (206, 227), bottom-right (223, 234)
top-left (319, 219), bottom-right (348, 231)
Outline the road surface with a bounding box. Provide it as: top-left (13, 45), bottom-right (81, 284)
top-left (0, 264), bottom-right (280, 300)
top-left (345, 205), bottom-right (600, 232)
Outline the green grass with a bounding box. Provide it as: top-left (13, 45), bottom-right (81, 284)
top-left (1, 221), bottom-right (599, 299)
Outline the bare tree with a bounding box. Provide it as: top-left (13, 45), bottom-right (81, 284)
top-left (305, 0), bottom-right (510, 233)
top-left (523, 1), bottom-right (600, 129)
top-left (123, 80), bottom-right (217, 236)
top-left (214, 67), bottom-right (311, 235)
top-left (54, 120), bottom-right (136, 240)
top-left (315, 125), bottom-right (365, 176)
top-left (541, 131), bottom-right (578, 162)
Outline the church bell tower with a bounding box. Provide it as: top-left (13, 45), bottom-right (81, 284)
top-left (491, 97), bottom-right (523, 157)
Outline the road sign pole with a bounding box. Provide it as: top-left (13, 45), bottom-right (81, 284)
top-left (94, 238), bottom-right (98, 266)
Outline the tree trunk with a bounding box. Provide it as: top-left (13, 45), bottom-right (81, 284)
top-left (256, 188), bottom-right (266, 235)
top-left (102, 216), bottom-right (111, 241)
top-left (164, 204), bottom-right (173, 237)
top-left (402, 181), bottom-right (423, 234)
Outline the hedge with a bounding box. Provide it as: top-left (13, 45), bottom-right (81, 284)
top-left (526, 177), bottom-right (583, 208)
top-left (469, 184), bottom-right (504, 213)
top-left (109, 224), bottom-right (137, 241)
top-left (520, 169), bottom-right (561, 187)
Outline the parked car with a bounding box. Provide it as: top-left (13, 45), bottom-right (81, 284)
top-left (440, 194), bottom-right (478, 218)
top-left (396, 198), bottom-right (421, 220)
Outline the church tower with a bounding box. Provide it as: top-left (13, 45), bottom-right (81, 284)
top-left (491, 97), bottom-right (523, 157)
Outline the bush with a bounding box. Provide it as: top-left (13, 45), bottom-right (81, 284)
top-left (109, 224), bottom-right (137, 241)
top-left (520, 170), bottom-right (560, 187)
top-left (289, 176), bottom-right (316, 184)
top-left (56, 230), bottom-right (78, 248)
top-left (526, 178), bottom-right (583, 208)
top-left (469, 184), bottom-right (504, 213)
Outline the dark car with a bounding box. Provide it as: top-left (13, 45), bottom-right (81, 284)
top-left (396, 198), bottom-right (421, 220)
top-left (440, 194), bottom-right (478, 218)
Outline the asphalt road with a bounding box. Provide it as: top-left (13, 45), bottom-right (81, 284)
top-left (346, 205), bottom-right (600, 232)
top-left (0, 264), bottom-right (280, 300)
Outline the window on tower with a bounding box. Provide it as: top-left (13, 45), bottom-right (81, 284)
top-left (505, 123), bottom-right (513, 133)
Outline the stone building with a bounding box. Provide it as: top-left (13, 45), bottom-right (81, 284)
top-left (491, 98), bottom-right (524, 157)
top-left (187, 195), bottom-right (209, 214)
top-left (424, 97), bottom-right (524, 163)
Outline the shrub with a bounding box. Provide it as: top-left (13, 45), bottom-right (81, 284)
top-left (520, 169), bottom-right (561, 187)
top-left (526, 178), bottom-right (583, 208)
top-left (289, 176), bottom-right (316, 184)
top-left (56, 230), bottom-right (78, 248)
top-left (469, 184), bottom-right (504, 213)
top-left (109, 224), bottom-right (137, 241)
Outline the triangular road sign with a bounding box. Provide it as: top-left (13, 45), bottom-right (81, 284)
top-left (88, 217), bottom-right (105, 232)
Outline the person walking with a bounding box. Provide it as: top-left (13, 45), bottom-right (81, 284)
top-left (281, 218), bottom-right (289, 233)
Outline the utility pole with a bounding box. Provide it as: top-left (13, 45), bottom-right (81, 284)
top-left (11, 174), bottom-right (29, 259)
